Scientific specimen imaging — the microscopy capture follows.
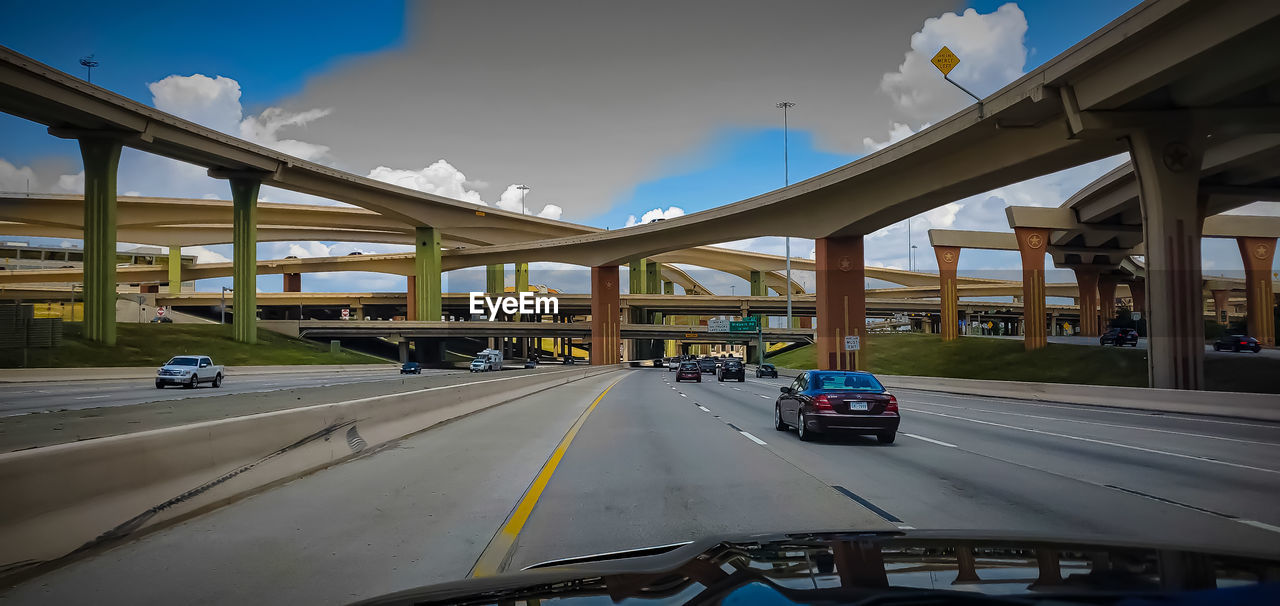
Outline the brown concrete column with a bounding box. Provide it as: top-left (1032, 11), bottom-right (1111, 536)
top-left (590, 266), bottom-right (621, 365)
top-left (406, 275), bottom-right (417, 321)
top-left (1211, 289), bottom-right (1231, 326)
top-left (1015, 227), bottom-right (1050, 350)
top-left (934, 245), bottom-right (961, 341)
top-left (1238, 237), bottom-right (1276, 346)
top-left (139, 283), bottom-right (159, 294)
top-left (1128, 127), bottom-right (1206, 389)
top-left (1098, 275), bottom-right (1118, 330)
top-left (283, 272), bottom-right (302, 292)
top-left (1131, 279), bottom-right (1146, 315)
top-left (815, 236), bottom-right (866, 371)
top-left (1072, 267), bottom-right (1101, 336)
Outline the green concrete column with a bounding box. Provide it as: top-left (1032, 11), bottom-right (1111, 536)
top-left (414, 226), bottom-right (442, 322)
top-left (486, 264), bottom-right (504, 294)
top-left (167, 245), bottom-right (182, 294)
top-left (663, 281), bottom-right (675, 295)
top-left (230, 178), bottom-right (260, 344)
top-left (645, 260), bottom-right (661, 294)
top-left (749, 270), bottom-right (766, 297)
top-left (629, 258), bottom-right (646, 294)
top-left (79, 137), bottom-right (123, 345)
top-left (514, 262), bottom-right (529, 321)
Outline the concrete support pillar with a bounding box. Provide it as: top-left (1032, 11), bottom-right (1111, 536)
top-left (1131, 279), bottom-right (1147, 315)
top-left (815, 236), bottom-right (866, 371)
top-left (167, 245), bottom-right (182, 294)
top-left (1128, 127), bottom-right (1206, 389)
top-left (140, 283), bottom-right (159, 294)
top-left (1099, 275), bottom-right (1118, 330)
top-left (591, 266), bottom-right (621, 365)
top-left (645, 260), bottom-right (661, 295)
top-left (512, 261), bottom-right (529, 321)
top-left (283, 272), bottom-right (302, 292)
top-left (1211, 289), bottom-right (1231, 326)
top-left (398, 341), bottom-right (409, 363)
top-left (1072, 267), bottom-right (1101, 337)
top-left (934, 246), bottom-right (961, 341)
top-left (486, 264), bottom-right (504, 295)
top-left (230, 177), bottom-right (260, 344)
top-left (663, 281), bottom-right (675, 295)
top-left (628, 258), bottom-right (645, 294)
top-left (1015, 227), bottom-right (1050, 351)
top-left (414, 226), bottom-right (442, 322)
top-left (406, 275), bottom-right (417, 321)
top-left (1237, 237), bottom-right (1276, 347)
top-left (749, 270), bottom-right (767, 297)
top-left (78, 137), bottom-right (122, 345)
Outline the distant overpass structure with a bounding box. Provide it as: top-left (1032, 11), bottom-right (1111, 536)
top-left (2, 0), bottom-right (1278, 388)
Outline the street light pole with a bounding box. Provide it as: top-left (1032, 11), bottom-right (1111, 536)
top-left (516, 185), bottom-right (531, 215)
top-left (220, 286), bottom-right (231, 324)
top-left (79, 55), bottom-right (98, 83)
top-left (777, 101), bottom-right (796, 327)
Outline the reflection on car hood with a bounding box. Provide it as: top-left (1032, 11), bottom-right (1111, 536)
top-left (352, 530), bottom-right (1280, 605)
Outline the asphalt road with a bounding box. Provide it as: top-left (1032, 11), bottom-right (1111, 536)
top-left (4, 368), bottom-right (1278, 604)
top-left (0, 367), bottom-right (456, 417)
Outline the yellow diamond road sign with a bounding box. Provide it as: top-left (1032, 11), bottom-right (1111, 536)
top-left (931, 46), bottom-right (959, 76)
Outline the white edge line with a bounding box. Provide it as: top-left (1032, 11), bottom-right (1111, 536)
top-left (1239, 520), bottom-right (1280, 534)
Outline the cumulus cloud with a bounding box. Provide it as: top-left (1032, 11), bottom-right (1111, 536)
top-left (863, 122), bottom-right (931, 152)
top-left (625, 206), bottom-right (685, 227)
top-left (368, 163), bottom-right (565, 219)
top-left (238, 107), bottom-right (334, 162)
top-left (0, 158), bottom-right (83, 195)
top-left (879, 3), bottom-right (1027, 122)
top-left (149, 74), bottom-right (245, 133)
top-left (185, 246), bottom-right (230, 264)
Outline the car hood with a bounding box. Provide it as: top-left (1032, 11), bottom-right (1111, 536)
top-left (351, 530), bottom-right (1280, 605)
top-left (158, 364), bottom-right (195, 372)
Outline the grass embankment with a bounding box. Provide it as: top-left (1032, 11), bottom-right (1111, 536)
top-left (0, 323), bottom-right (388, 368)
top-left (766, 333), bottom-right (1279, 394)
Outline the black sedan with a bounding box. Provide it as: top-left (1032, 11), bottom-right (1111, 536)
top-left (1099, 327), bottom-right (1139, 346)
top-left (697, 357), bottom-right (718, 374)
top-left (775, 370), bottom-right (899, 443)
top-left (756, 363), bottom-right (778, 378)
top-left (1213, 334), bottom-right (1262, 353)
top-left (400, 362), bottom-right (422, 374)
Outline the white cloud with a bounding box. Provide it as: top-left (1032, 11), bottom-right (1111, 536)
top-left (624, 206), bottom-right (685, 227)
top-left (149, 74), bottom-right (245, 133)
top-left (56, 171), bottom-right (84, 193)
top-left (238, 107), bottom-right (334, 162)
top-left (187, 246), bottom-right (230, 264)
top-left (863, 122), bottom-right (930, 152)
top-left (880, 3), bottom-right (1027, 122)
top-left (368, 161), bottom-right (485, 205)
top-left (0, 159), bottom-right (38, 192)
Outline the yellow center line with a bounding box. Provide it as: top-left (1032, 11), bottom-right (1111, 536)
top-left (469, 374), bottom-right (625, 577)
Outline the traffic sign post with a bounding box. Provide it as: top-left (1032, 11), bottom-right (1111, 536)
top-left (729, 318), bottom-right (759, 332)
top-left (707, 318), bottom-right (730, 333)
top-left (341, 308), bottom-right (350, 320)
top-left (844, 335), bottom-right (860, 351)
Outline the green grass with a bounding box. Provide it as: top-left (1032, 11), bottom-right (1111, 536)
top-left (0, 322), bottom-right (389, 368)
top-left (766, 333), bottom-right (1279, 394)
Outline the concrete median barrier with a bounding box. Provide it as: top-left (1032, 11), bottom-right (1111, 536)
top-left (0, 364), bottom-right (622, 576)
top-left (0, 363), bottom-right (400, 383)
top-left (764, 366), bottom-right (1279, 422)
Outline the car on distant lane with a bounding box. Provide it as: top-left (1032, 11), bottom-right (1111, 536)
top-left (675, 361), bottom-right (701, 382)
top-left (667, 358), bottom-right (680, 371)
top-left (756, 363), bottom-right (778, 378)
top-left (775, 370), bottom-right (899, 443)
top-left (652, 358), bottom-right (665, 367)
top-left (697, 357), bottom-right (718, 374)
top-left (718, 359), bottom-right (745, 382)
top-left (156, 355), bottom-right (223, 389)
top-left (1213, 334), bottom-right (1262, 353)
top-left (400, 362), bottom-right (422, 374)
top-left (1099, 327), bottom-right (1139, 346)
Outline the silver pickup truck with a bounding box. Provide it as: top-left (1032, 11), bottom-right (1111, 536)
top-left (155, 355), bottom-right (224, 389)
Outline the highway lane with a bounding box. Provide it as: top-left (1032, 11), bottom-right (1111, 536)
top-left (0, 366), bottom-right (457, 417)
top-left (4, 368), bottom-right (1279, 603)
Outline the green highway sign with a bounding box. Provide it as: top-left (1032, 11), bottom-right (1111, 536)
top-left (729, 318), bottom-right (759, 332)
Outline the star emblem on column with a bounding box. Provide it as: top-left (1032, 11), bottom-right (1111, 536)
top-left (1026, 233), bottom-right (1044, 249)
top-left (1254, 243), bottom-right (1270, 260)
top-left (942, 251), bottom-right (956, 264)
top-left (837, 256), bottom-right (853, 272)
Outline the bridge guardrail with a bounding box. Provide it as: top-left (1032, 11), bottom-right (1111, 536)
top-left (0, 364), bottom-right (622, 577)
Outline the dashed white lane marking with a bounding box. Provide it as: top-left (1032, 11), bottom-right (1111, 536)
top-left (896, 525), bottom-right (916, 530)
top-left (911, 408), bottom-right (1280, 475)
top-left (758, 395), bottom-right (770, 399)
top-left (74, 394), bottom-right (110, 400)
top-left (902, 433), bottom-right (957, 448)
top-left (679, 393), bottom-right (687, 398)
top-left (697, 405), bottom-right (711, 413)
top-left (739, 431), bottom-right (768, 446)
top-left (899, 390), bottom-right (1279, 429)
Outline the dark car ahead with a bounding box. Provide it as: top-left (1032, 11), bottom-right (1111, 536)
top-left (675, 361), bottom-right (701, 383)
top-left (400, 362), bottom-right (421, 374)
top-left (1100, 327), bottom-right (1138, 346)
top-left (775, 370), bottom-right (899, 443)
top-left (756, 363), bottom-right (778, 378)
top-left (717, 359), bottom-right (745, 382)
top-left (697, 357), bottom-right (717, 374)
top-left (1214, 334), bottom-right (1262, 353)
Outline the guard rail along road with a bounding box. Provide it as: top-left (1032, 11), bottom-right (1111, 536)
top-left (0, 364), bottom-right (622, 578)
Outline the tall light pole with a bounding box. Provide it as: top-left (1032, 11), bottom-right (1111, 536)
top-left (516, 184), bottom-right (531, 215)
top-left (79, 55), bottom-right (98, 83)
top-left (777, 101), bottom-right (796, 327)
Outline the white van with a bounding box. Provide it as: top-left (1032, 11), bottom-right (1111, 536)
top-left (471, 348), bottom-right (503, 372)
